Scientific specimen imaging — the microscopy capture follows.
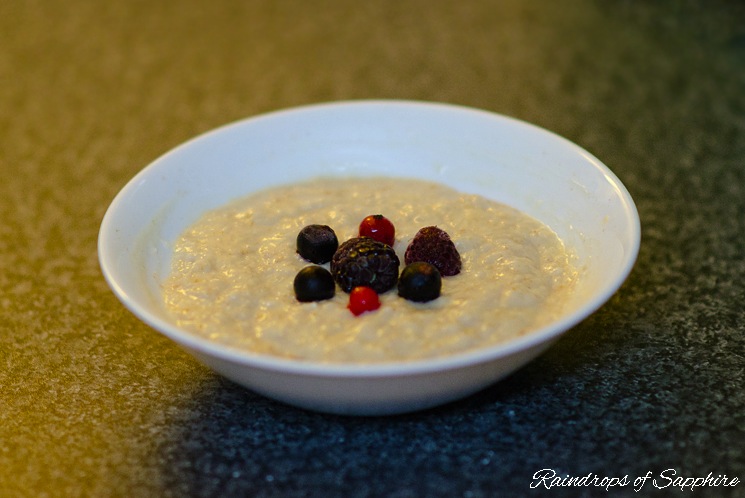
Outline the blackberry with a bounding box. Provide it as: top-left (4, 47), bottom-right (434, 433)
top-left (297, 224), bottom-right (338, 264)
top-left (330, 237), bottom-right (400, 293)
top-left (404, 226), bottom-right (462, 276)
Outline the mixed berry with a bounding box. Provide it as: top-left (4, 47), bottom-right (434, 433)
top-left (293, 265), bottom-right (335, 302)
top-left (398, 261), bottom-right (442, 302)
top-left (359, 214), bottom-right (395, 246)
top-left (297, 224), bottom-right (338, 264)
top-left (330, 237), bottom-right (400, 294)
top-left (293, 214), bottom-right (462, 315)
top-left (404, 226), bottom-right (461, 276)
top-left (347, 286), bottom-right (381, 316)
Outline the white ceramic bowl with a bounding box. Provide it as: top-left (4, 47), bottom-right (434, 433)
top-left (98, 100), bottom-right (640, 416)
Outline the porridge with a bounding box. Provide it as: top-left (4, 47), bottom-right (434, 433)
top-left (162, 177), bottom-right (577, 363)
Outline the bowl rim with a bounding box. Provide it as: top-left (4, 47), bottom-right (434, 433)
top-left (98, 99), bottom-right (641, 378)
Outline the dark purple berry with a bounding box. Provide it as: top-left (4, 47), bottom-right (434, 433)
top-left (293, 266), bottom-right (335, 302)
top-left (398, 262), bottom-right (442, 302)
top-left (404, 226), bottom-right (462, 276)
top-left (330, 237), bottom-right (400, 294)
top-left (297, 224), bottom-right (338, 264)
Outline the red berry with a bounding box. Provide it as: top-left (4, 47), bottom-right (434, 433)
top-left (347, 286), bottom-right (381, 316)
top-left (359, 214), bottom-right (395, 246)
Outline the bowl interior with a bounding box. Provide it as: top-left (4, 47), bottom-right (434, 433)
top-left (99, 100), bottom-right (640, 373)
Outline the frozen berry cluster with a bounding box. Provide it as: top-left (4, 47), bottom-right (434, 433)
top-left (293, 214), bottom-right (462, 316)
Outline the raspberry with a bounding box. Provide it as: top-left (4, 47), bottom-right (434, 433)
top-left (348, 286), bottom-right (381, 316)
top-left (359, 214), bottom-right (395, 246)
top-left (404, 226), bottom-right (462, 276)
top-left (330, 237), bottom-right (400, 293)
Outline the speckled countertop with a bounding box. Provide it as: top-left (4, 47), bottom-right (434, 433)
top-left (2, 1), bottom-right (744, 497)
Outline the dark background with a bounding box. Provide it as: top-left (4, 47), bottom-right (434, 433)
top-left (1, 1), bottom-right (744, 496)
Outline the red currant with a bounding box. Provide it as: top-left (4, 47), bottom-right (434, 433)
top-left (359, 214), bottom-right (395, 246)
top-left (347, 286), bottom-right (381, 316)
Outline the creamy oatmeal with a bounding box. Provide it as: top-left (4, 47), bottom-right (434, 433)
top-left (162, 177), bottom-right (577, 363)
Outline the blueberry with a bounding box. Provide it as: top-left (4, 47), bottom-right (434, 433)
top-left (398, 262), bottom-right (442, 302)
top-left (294, 266), bottom-right (336, 302)
top-left (297, 225), bottom-right (338, 264)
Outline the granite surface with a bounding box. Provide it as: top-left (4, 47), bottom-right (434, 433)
top-left (2, 1), bottom-right (744, 497)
